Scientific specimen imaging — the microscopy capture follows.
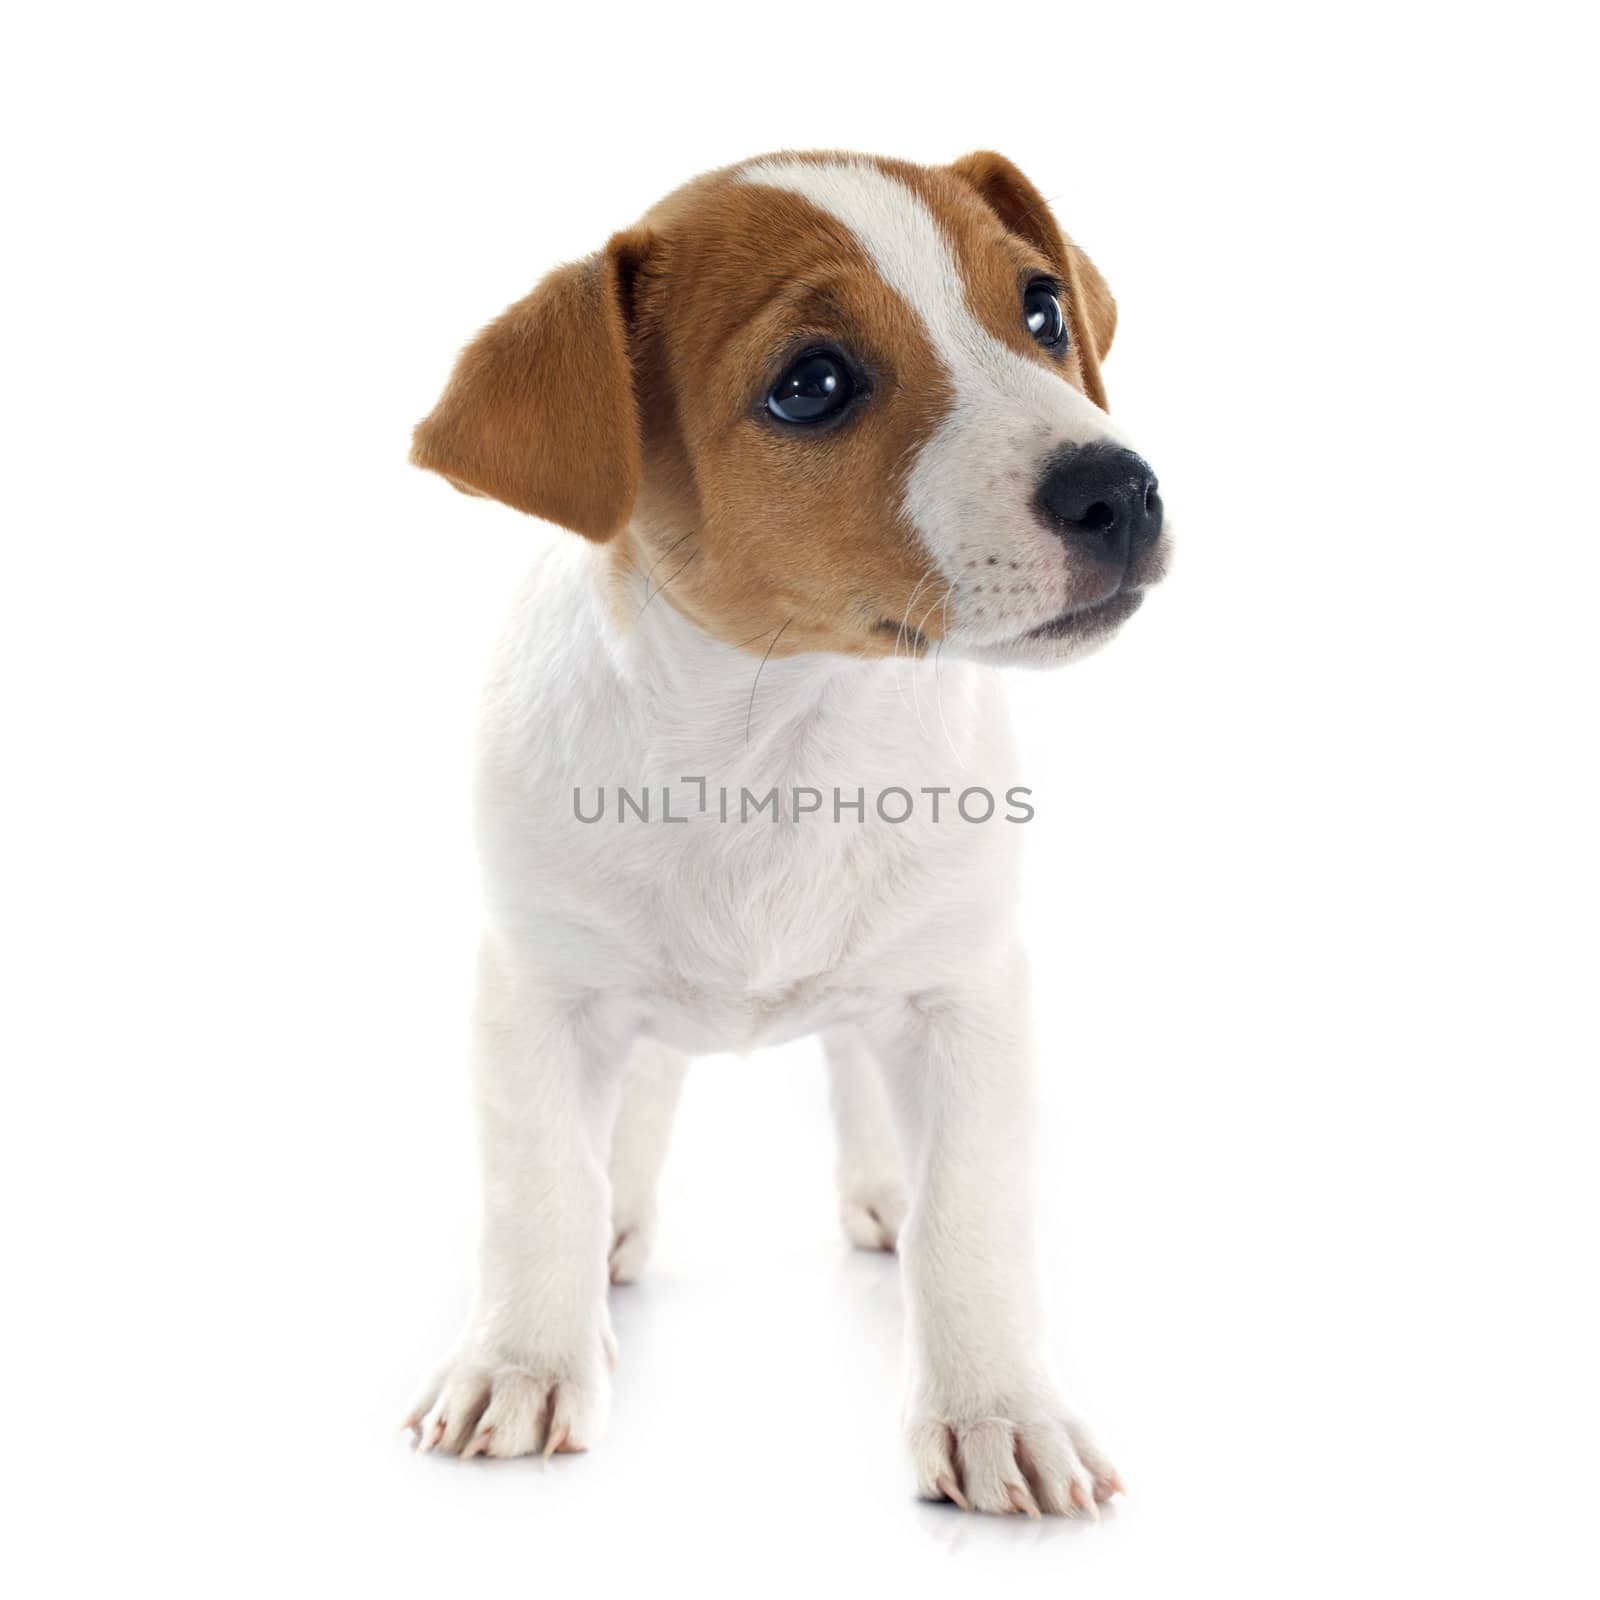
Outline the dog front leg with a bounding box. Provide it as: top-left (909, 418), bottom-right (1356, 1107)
top-left (606, 1039), bottom-right (689, 1284)
top-left (823, 1026), bottom-right (908, 1252)
top-left (862, 950), bottom-right (1122, 1516)
top-left (407, 942), bottom-right (627, 1460)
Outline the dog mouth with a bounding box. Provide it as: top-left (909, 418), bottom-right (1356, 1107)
top-left (875, 583), bottom-right (1147, 659)
top-left (1019, 587), bottom-right (1144, 643)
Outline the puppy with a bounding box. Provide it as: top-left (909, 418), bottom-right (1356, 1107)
top-left (404, 150), bottom-right (1169, 1516)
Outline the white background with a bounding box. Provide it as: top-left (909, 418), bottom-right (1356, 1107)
top-left (4, 3), bottom-right (1596, 1595)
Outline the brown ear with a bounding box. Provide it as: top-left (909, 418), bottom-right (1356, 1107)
top-left (410, 229), bottom-right (651, 539)
top-left (947, 150), bottom-right (1118, 411)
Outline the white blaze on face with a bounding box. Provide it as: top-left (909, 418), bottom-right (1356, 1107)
top-left (741, 157), bottom-right (1132, 646)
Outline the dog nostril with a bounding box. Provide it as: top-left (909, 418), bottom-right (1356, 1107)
top-left (1036, 445), bottom-right (1160, 560)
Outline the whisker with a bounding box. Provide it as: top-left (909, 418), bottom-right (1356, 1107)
top-left (729, 620), bottom-right (789, 652)
top-left (897, 570), bottom-right (935, 654)
top-left (914, 586), bottom-right (948, 640)
top-left (638, 550), bottom-right (698, 619)
top-left (745, 617), bottom-right (794, 745)
top-left (894, 567), bottom-right (938, 720)
top-left (910, 584), bottom-right (950, 739)
top-left (637, 530), bottom-right (695, 613)
top-left (933, 590), bottom-right (963, 765)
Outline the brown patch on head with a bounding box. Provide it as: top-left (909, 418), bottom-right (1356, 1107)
top-left (943, 151), bottom-right (1117, 410)
top-left (616, 169), bottom-right (954, 659)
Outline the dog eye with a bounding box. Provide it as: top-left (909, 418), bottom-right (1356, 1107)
top-left (767, 351), bottom-right (855, 424)
top-left (1023, 280), bottom-right (1067, 349)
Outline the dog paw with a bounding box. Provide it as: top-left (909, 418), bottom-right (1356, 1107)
top-left (404, 1336), bottom-right (612, 1460)
top-left (838, 1172), bottom-right (907, 1252)
top-left (909, 1407), bottom-right (1122, 1517)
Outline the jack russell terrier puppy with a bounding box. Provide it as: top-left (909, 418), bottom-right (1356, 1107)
top-left (404, 150), bottom-right (1169, 1518)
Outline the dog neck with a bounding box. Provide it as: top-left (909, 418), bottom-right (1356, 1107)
top-left (599, 541), bottom-right (980, 791)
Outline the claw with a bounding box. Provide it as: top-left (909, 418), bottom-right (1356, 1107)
top-left (1069, 1479), bottom-right (1100, 1519)
top-left (543, 1423), bottom-right (569, 1460)
top-left (463, 1426), bottom-right (493, 1459)
top-left (934, 1473), bottom-right (970, 1510)
top-left (608, 1230), bottom-right (632, 1285)
top-left (420, 1418), bottom-right (445, 1454)
top-left (1006, 1483), bottom-right (1041, 1519)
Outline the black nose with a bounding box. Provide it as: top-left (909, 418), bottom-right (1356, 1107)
top-left (1035, 444), bottom-right (1163, 567)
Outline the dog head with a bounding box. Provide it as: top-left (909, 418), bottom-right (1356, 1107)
top-left (412, 150), bottom-right (1169, 665)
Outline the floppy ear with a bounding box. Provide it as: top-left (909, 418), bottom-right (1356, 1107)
top-left (947, 150), bottom-right (1118, 411)
top-left (410, 229), bottom-right (651, 539)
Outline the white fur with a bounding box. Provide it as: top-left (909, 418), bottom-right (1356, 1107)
top-left (410, 164), bottom-right (1142, 1512)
